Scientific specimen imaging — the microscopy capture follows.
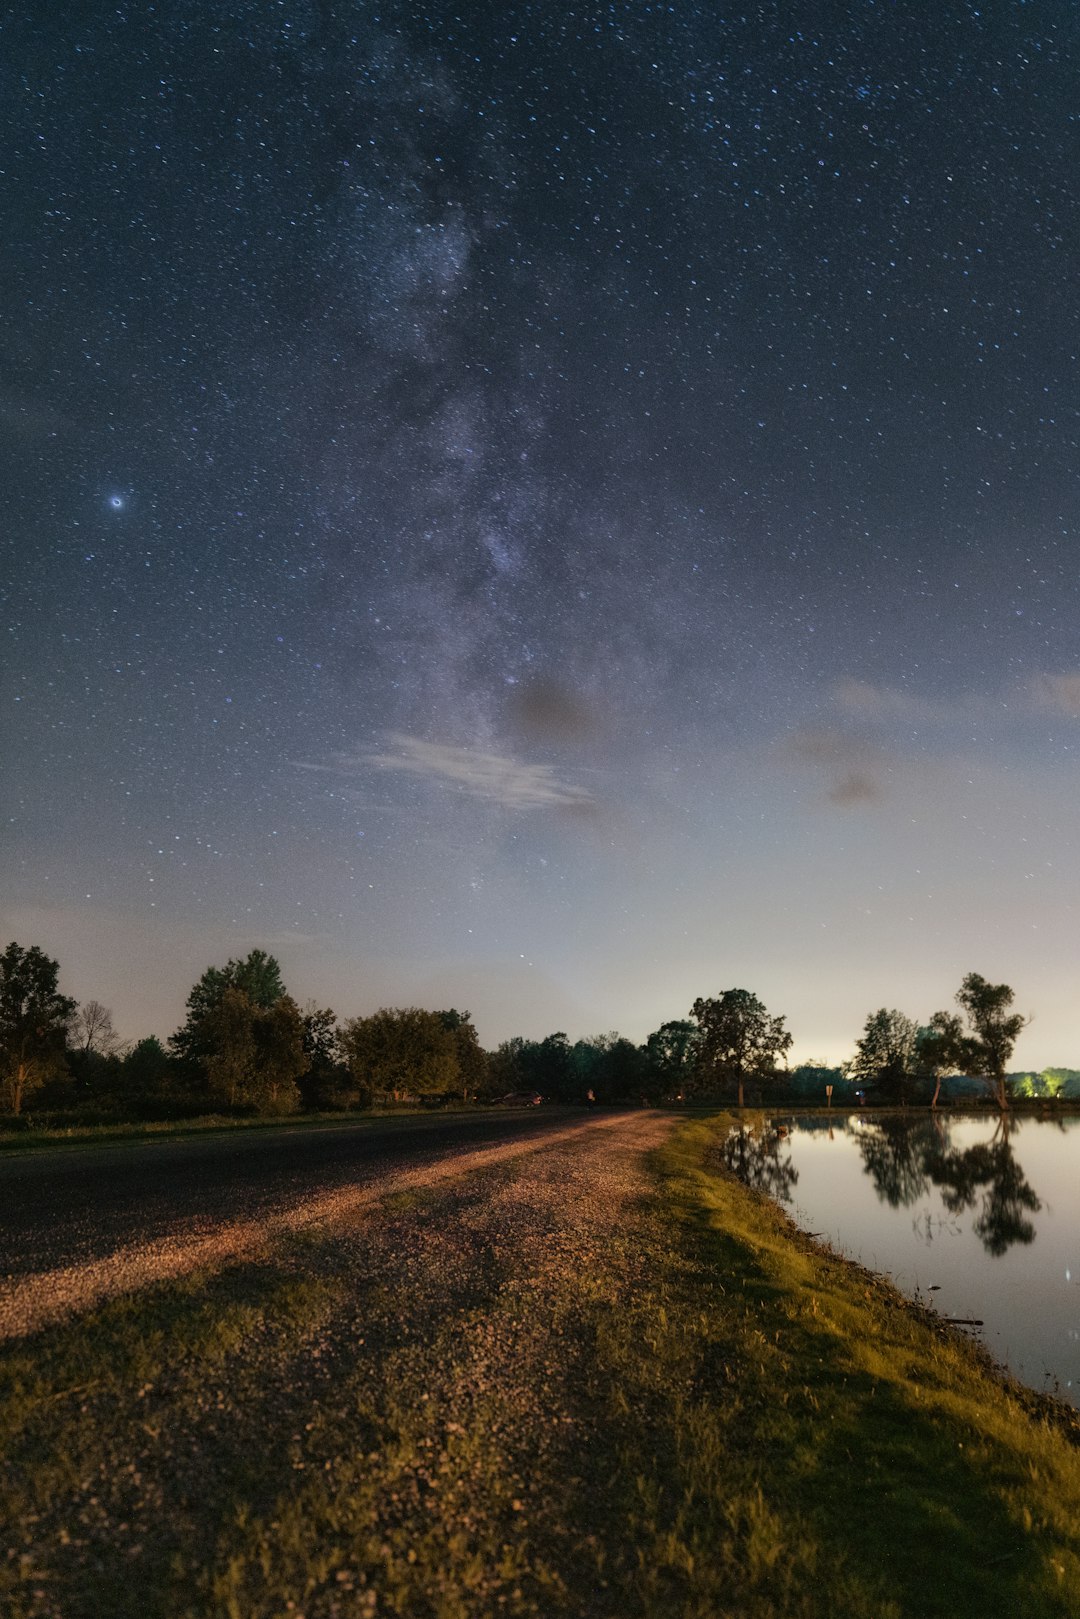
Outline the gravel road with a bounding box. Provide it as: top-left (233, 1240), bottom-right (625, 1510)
top-left (4, 1109), bottom-right (679, 1618)
top-left (0, 1109), bottom-right (642, 1339)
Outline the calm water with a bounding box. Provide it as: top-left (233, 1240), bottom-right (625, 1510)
top-left (727, 1112), bottom-right (1080, 1405)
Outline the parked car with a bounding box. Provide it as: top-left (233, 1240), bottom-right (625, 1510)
top-left (496, 1091), bottom-right (542, 1107)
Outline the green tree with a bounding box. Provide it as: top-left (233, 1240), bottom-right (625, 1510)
top-left (438, 1009), bottom-right (487, 1101)
top-left (0, 942), bottom-right (77, 1115)
top-left (643, 1020), bottom-right (700, 1098)
top-left (955, 973), bottom-right (1028, 1111)
top-left (914, 1011), bottom-right (971, 1109)
top-left (297, 1004), bottom-right (351, 1110)
top-left (849, 1008), bottom-right (919, 1105)
top-left (486, 1036), bottom-right (528, 1099)
top-left (120, 1036), bottom-right (180, 1115)
top-left (202, 987), bottom-right (305, 1113)
top-left (340, 1008), bottom-right (459, 1103)
top-left (171, 949), bottom-right (286, 1064)
top-left (690, 989), bottom-right (792, 1107)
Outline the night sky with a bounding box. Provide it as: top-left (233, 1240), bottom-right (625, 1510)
top-left (3, 1), bottom-right (1079, 1065)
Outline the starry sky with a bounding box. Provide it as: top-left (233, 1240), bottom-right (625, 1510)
top-left (3, 1), bottom-right (1079, 1065)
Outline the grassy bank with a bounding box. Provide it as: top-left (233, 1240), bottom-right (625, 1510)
top-left (2, 1113), bottom-right (1079, 1616)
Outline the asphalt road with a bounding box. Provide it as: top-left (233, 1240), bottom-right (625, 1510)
top-left (0, 1109), bottom-right (593, 1280)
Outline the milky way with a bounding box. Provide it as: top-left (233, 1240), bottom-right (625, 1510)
top-left (3, 3), bottom-right (1078, 1061)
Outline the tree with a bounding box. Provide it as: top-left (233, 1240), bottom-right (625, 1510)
top-left (202, 987), bottom-right (305, 1113)
top-left (71, 999), bottom-right (125, 1058)
top-left (955, 973), bottom-right (1028, 1111)
top-left (340, 1008), bottom-right (459, 1103)
top-left (914, 1011), bottom-right (971, 1109)
top-left (251, 995), bottom-right (307, 1113)
top-left (171, 949), bottom-right (286, 1064)
top-left (591, 1035), bottom-right (648, 1102)
top-left (0, 942), bottom-right (77, 1115)
top-left (848, 1008), bottom-right (919, 1105)
top-left (438, 1009), bottom-right (487, 1101)
top-left (643, 1020), bottom-right (700, 1098)
top-left (690, 989), bottom-right (792, 1106)
top-left (297, 1004), bottom-right (351, 1110)
top-left (522, 1032), bottom-right (574, 1101)
top-left (120, 1036), bottom-right (180, 1115)
top-left (486, 1036), bottom-right (528, 1100)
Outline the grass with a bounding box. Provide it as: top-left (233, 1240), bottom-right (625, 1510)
top-left (2, 1112), bottom-right (1080, 1616)
top-left (0, 1104), bottom-right (493, 1155)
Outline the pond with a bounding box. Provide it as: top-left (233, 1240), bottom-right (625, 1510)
top-left (720, 1111), bottom-right (1080, 1406)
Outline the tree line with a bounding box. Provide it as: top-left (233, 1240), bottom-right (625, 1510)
top-left (0, 938), bottom-right (1043, 1123)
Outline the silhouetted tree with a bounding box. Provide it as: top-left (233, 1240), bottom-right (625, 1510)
top-left (486, 1036), bottom-right (528, 1099)
top-left (955, 973), bottom-right (1028, 1111)
top-left (914, 1011), bottom-right (972, 1108)
top-left (524, 1032), bottom-right (575, 1101)
top-left (592, 1035), bottom-right (647, 1101)
top-left (439, 1009), bottom-right (487, 1101)
top-left (848, 1008), bottom-right (918, 1104)
top-left (71, 999), bottom-right (125, 1059)
top-left (0, 942), bottom-right (77, 1116)
top-left (120, 1036), bottom-right (180, 1115)
top-left (643, 1019), bottom-right (700, 1098)
top-left (788, 1063), bottom-right (849, 1103)
top-left (690, 989), bottom-right (792, 1106)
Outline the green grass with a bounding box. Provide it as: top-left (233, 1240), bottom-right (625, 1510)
top-left (0, 1103), bottom-right (491, 1154)
top-left (2, 1112), bottom-right (1079, 1616)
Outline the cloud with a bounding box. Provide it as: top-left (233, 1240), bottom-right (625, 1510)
top-left (784, 729), bottom-right (886, 808)
top-left (1032, 672), bottom-right (1080, 717)
top-left (827, 771), bottom-right (883, 806)
top-left (835, 672), bottom-right (1080, 730)
top-left (354, 734), bottom-right (595, 811)
top-left (507, 677), bottom-right (597, 743)
top-left (831, 678), bottom-right (933, 724)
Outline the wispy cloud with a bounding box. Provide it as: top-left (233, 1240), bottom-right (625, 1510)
top-left (834, 672), bottom-right (1080, 728)
top-left (367, 734), bottom-right (594, 810)
top-left (303, 734), bottom-right (594, 812)
top-left (831, 678), bottom-right (941, 725)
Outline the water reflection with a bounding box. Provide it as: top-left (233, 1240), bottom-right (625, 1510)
top-left (854, 1116), bottom-right (1041, 1257)
top-left (719, 1124), bottom-right (799, 1203)
top-left (757, 1112), bottom-right (1080, 1404)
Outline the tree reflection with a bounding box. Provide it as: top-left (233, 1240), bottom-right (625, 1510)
top-left (855, 1116), bottom-right (931, 1208)
top-left (924, 1120), bottom-right (1041, 1257)
top-left (720, 1126), bottom-right (799, 1203)
top-left (855, 1115), bottom-right (1041, 1257)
